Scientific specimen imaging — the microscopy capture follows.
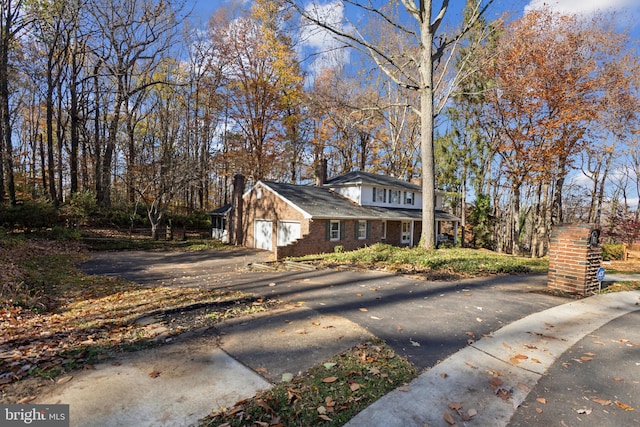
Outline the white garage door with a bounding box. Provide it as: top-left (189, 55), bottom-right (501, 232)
top-left (254, 220), bottom-right (273, 251)
top-left (277, 221), bottom-right (301, 246)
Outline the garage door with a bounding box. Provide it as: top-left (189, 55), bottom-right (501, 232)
top-left (277, 221), bottom-right (301, 246)
top-left (254, 220), bottom-right (273, 251)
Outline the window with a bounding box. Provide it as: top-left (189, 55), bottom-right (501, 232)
top-left (357, 220), bottom-right (367, 240)
top-left (404, 191), bottom-right (414, 205)
top-left (390, 190), bottom-right (400, 204)
top-left (373, 187), bottom-right (386, 203)
top-left (381, 221), bottom-right (387, 240)
top-left (329, 220), bottom-right (341, 241)
top-left (401, 221), bottom-right (411, 244)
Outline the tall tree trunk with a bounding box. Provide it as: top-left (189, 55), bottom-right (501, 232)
top-left (46, 69), bottom-right (57, 204)
top-left (595, 153), bottom-right (613, 226)
top-left (0, 11), bottom-right (15, 205)
top-left (93, 65), bottom-right (103, 202)
top-left (418, 1), bottom-right (437, 249)
top-left (69, 43), bottom-right (79, 195)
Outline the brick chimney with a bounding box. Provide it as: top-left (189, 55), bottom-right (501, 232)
top-left (315, 158), bottom-right (328, 186)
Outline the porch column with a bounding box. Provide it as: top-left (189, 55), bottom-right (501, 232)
top-left (410, 221), bottom-right (415, 247)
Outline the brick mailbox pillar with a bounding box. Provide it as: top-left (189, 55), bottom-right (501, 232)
top-left (547, 223), bottom-right (602, 296)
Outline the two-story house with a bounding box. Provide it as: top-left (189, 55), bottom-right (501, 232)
top-left (233, 171), bottom-right (460, 259)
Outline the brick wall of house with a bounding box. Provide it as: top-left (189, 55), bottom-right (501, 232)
top-left (276, 219), bottom-right (385, 260)
top-left (547, 223), bottom-right (602, 296)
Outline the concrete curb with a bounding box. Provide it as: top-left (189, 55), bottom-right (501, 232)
top-left (345, 291), bottom-right (640, 427)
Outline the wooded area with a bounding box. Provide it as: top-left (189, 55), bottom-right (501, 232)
top-left (0, 0), bottom-right (638, 255)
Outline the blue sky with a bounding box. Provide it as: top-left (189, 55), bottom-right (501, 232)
top-left (188, 0), bottom-right (640, 30)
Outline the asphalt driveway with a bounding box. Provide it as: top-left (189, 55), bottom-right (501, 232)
top-left (80, 250), bottom-right (570, 371)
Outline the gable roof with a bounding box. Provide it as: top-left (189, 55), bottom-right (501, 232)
top-left (258, 181), bottom-right (380, 219)
top-left (325, 170), bottom-right (420, 192)
top-left (249, 172), bottom-right (460, 222)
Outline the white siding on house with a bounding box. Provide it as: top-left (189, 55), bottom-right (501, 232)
top-left (332, 186), bottom-right (361, 205)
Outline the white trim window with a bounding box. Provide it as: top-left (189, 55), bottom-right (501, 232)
top-left (401, 221), bottom-right (411, 244)
top-left (357, 220), bottom-right (367, 240)
top-left (329, 220), bottom-right (341, 241)
top-left (390, 190), bottom-right (400, 204)
top-left (404, 191), bottom-right (414, 205)
top-left (373, 187), bottom-right (386, 203)
top-left (381, 221), bottom-right (387, 240)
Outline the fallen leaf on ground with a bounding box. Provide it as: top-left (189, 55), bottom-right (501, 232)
top-left (440, 372), bottom-right (448, 379)
top-left (443, 412), bottom-right (455, 425)
top-left (359, 308), bottom-right (368, 312)
top-left (149, 370), bottom-right (161, 378)
top-left (489, 377), bottom-right (503, 389)
top-left (496, 388), bottom-right (510, 400)
top-left (536, 407), bottom-right (543, 414)
top-left (448, 402), bottom-right (462, 411)
top-left (410, 339), bottom-right (421, 347)
top-left (349, 383), bottom-right (361, 392)
top-left (592, 397), bottom-right (612, 406)
top-left (514, 354), bottom-right (528, 360)
top-left (56, 375), bottom-right (73, 385)
top-left (536, 397), bottom-right (547, 404)
top-left (322, 376), bottom-right (338, 383)
top-left (465, 362), bottom-right (477, 369)
top-left (615, 401), bottom-right (634, 411)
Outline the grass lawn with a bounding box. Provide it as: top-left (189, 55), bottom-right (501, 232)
top-left (291, 243), bottom-right (550, 279)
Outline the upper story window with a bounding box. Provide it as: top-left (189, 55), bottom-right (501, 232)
top-left (390, 189), bottom-right (400, 204)
top-left (404, 191), bottom-right (414, 205)
top-left (373, 187), bottom-right (386, 203)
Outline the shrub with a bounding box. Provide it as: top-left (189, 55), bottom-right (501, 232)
top-left (602, 243), bottom-right (625, 261)
top-left (60, 190), bottom-right (98, 227)
top-left (0, 199), bottom-right (61, 230)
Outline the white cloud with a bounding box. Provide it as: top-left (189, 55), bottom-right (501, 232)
top-left (525, 0), bottom-right (639, 15)
top-left (298, 1), bottom-right (351, 81)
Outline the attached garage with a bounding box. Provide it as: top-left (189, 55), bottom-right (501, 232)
top-left (277, 221), bottom-right (301, 246)
top-left (254, 220), bottom-right (273, 251)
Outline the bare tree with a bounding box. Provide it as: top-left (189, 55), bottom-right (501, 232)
top-left (87, 0), bottom-right (186, 206)
top-left (287, 0), bottom-right (494, 249)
